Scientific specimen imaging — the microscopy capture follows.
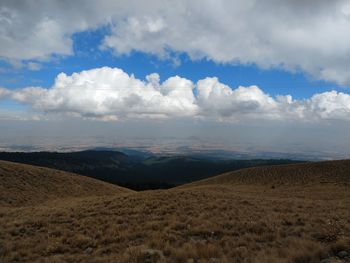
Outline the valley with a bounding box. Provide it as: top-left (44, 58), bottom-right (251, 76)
top-left (0, 160), bottom-right (349, 262)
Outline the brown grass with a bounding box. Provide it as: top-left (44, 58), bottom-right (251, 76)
top-left (0, 160), bottom-right (133, 207)
top-left (0, 160), bottom-right (350, 262)
top-left (181, 159), bottom-right (350, 187)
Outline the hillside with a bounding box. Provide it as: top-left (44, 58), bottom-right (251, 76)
top-left (182, 159), bottom-right (350, 188)
top-left (0, 160), bottom-right (132, 207)
top-left (0, 150), bottom-right (300, 190)
top-left (0, 160), bottom-right (349, 263)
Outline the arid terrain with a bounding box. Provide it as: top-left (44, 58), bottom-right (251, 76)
top-left (0, 160), bottom-right (349, 263)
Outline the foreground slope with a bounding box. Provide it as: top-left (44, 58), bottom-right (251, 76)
top-left (0, 160), bottom-right (133, 207)
top-left (0, 160), bottom-right (349, 263)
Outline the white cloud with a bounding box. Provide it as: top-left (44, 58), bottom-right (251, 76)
top-left (102, 16), bottom-right (168, 57)
top-left (1, 1), bottom-right (350, 84)
top-left (308, 91), bottom-right (350, 120)
top-left (0, 87), bottom-right (10, 99)
top-left (4, 67), bottom-right (350, 122)
top-left (197, 78), bottom-right (279, 120)
top-left (101, 1), bottom-right (350, 85)
top-left (0, 6), bottom-right (72, 61)
top-left (27, 62), bottom-right (41, 71)
top-left (11, 67), bottom-right (198, 120)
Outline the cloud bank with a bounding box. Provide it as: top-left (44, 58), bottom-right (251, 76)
top-left (1, 0), bottom-right (350, 84)
top-left (5, 67), bottom-right (350, 122)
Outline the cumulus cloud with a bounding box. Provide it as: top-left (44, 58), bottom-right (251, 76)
top-left (11, 67), bottom-right (198, 120)
top-left (1, 0), bottom-right (350, 85)
top-left (307, 91), bottom-right (350, 120)
top-left (197, 78), bottom-right (279, 120)
top-left (4, 67), bottom-right (350, 122)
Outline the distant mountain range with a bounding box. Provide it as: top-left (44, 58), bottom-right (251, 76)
top-left (0, 150), bottom-right (302, 190)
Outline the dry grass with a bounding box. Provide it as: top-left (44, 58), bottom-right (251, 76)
top-left (0, 160), bottom-right (350, 262)
top-left (0, 160), bottom-right (133, 207)
top-left (182, 160), bottom-right (350, 187)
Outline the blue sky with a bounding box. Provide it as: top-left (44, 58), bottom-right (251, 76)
top-left (0, 26), bottom-right (343, 99)
top-left (1, 0), bottom-right (350, 157)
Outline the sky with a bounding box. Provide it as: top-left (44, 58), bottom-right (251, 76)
top-left (0, 0), bottom-right (350, 157)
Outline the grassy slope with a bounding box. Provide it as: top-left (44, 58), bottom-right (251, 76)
top-left (0, 160), bottom-right (133, 207)
top-left (0, 160), bottom-right (349, 263)
top-left (181, 159), bottom-right (350, 187)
